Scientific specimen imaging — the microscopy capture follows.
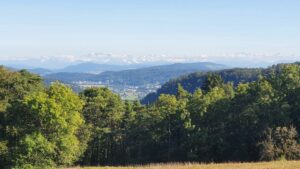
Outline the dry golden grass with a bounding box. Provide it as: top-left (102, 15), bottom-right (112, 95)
top-left (69, 161), bottom-right (300, 169)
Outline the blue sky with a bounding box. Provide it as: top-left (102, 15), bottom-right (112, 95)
top-left (0, 0), bottom-right (299, 64)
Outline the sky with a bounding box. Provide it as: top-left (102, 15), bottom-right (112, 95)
top-left (0, 0), bottom-right (299, 67)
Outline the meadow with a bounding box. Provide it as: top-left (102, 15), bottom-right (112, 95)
top-left (72, 161), bottom-right (300, 169)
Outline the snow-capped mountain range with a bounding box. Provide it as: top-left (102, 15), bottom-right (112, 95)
top-left (0, 52), bottom-right (298, 70)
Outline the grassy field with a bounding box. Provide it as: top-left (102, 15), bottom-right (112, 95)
top-left (70, 161), bottom-right (300, 169)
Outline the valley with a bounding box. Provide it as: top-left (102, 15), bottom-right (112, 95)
top-left (38, 62), bottom-right (228, 100)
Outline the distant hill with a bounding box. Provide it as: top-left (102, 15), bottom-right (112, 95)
top-left (141, 68), bottom-right (263, 104)
top-left (56, 62), bottom-right (149, 74)
top-left (91, 62), bottom-right (227, 86)
top-left (141, 62), bottom-right (300, 104)
top-left (44, 62), bottom-right (228, 86)
top-left (44, 72), bottom-right (95, 82)
top-left (28, 68), bottom-right (53, 75)
top-left (22, 62), bottom-right (159, 75)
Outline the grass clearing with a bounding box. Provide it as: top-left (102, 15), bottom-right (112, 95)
top-left (69, 161), bottom-right (300, 169)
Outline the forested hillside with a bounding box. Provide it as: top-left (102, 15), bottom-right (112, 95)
top-left (1, 63), bottom-right (300, 169)
top-left (141, 65), bottom-right (289, 104)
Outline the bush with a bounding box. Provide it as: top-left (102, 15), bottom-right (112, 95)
top-left (259, 126), bottom-right (300, 161)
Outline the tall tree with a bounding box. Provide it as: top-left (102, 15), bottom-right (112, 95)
top-left (80, 87), bottom-right (124, 165)
top-left (6, 82), bottom-right (85, 168)
top-left (0, 68), bottom-right (43, 168)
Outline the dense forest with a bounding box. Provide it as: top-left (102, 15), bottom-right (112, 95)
top-left (142, 67), bottom-right (274, 104)
top-left (1, 63), bottom-right (300, 169)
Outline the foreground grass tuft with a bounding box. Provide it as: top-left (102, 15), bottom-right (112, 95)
top-left (69, 161), bottom-right (300, 169)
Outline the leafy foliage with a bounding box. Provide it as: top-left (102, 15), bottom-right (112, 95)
top-left (80, 87), bottom-right (124, 165)
top-left (1, 63), bottom-right (300, 168)
top-left (141, 68), bottom-right (262, 104)
top-left (259, 126), bottom-right (300, 161)
top-left (0, 69), bottom-right (86, 169)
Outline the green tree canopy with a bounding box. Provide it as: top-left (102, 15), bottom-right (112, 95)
top-left (6, 82), bottom-right (85, 168)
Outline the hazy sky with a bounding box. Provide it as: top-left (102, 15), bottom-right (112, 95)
top-left (0, 0), bottom-right (299, 62)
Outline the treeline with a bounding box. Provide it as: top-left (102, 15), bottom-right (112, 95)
top-left (141, 65), bottom-right (294, 104)
top-left (1, 64), bottom-right (300, 168)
